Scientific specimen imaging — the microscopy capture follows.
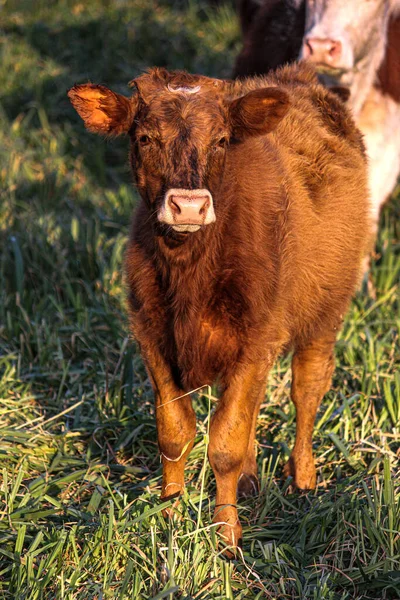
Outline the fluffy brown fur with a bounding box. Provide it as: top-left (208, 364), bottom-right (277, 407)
top-left (68, 63), bottom-right (370, 553)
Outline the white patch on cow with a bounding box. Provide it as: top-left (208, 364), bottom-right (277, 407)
top-left (167, 84), bottom-right (201, 95)
top-left (300, 0), bottom-right (400, 230)
top-left (391, 0), bottom-right (400, 14)
top-left (357, 87), bottom-right (400, 234)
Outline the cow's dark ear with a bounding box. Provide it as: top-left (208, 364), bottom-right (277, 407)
top-left (230, 87), bottom-right (290, 139)
top-left (68, 84), bottom-right (138, 136)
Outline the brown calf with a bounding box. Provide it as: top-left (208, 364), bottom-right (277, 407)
top-left (68, 63), bottom-right (370, 552)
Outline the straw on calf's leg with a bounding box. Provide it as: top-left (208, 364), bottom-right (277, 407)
top-left (208, 359), bottom-right (274, 549)
top-left (144, 347), bottom-right (196, 504)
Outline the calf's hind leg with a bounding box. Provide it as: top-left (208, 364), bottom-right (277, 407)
top-left (284, 333), bottom-right (336, 489)
top-left (237, 380), bottom-right (268, 498)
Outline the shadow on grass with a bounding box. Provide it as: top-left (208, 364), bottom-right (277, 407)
top-left (2, 1), bottom-right (239, 116)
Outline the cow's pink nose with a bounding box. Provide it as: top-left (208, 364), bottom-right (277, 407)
top-left (159, 188), bottom-right (216, 230)
top-left (168, 194), bottom-right (210, 225)
top-left (302, 38), bottom-right (342, 66)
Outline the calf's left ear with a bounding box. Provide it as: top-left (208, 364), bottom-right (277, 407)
top-left (230, 87), bottom-right (290, 139)
top-left (68, 84), bottom-right (137, 136)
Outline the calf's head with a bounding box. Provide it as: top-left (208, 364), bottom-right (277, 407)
top-left (68, 69), bottom-right (289, 235)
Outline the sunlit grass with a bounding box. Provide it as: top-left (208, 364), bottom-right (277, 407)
top-left (0, 1), bottom-right (399, 598)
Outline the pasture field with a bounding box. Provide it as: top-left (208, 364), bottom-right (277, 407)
top-left (0, 1), bottom-right (399, 598)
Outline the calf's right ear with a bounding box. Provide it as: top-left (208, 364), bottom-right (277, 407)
top-left (230, 87), bottom-right (290, 139)
top-left (68, 84), bottom-right (137, 136)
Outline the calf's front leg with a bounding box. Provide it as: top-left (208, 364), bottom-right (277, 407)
top-left (208, 360), bottom-right (271, 551)
top-left (144, 348), bottom-right (196, 501)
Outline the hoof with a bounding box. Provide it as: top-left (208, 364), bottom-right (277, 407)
top-left (161, 484), bottom-right (183, 519)
top-left (237, 472), bottom-right (259, 499)
top-left (217, 521), bottom-right (243, 559)
top-left (283, 455), bottom-right (316, 490)
top-left (213, 505), bottom-right (242, 558)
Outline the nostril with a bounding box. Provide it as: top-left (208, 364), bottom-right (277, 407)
top-left (168, 196), bottom-right (181, 214)
top-left (329, 40), bottom-right (342, 58)
top-left (304, 39), bottom-right (313, 57)
top-left (199, 199), bottom-right (210, 215)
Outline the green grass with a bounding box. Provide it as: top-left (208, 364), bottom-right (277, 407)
top-left (0, 0), bottom-right (399, 598)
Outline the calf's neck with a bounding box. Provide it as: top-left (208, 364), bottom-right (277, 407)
top-left (69, 63), bottom-right (370, 552)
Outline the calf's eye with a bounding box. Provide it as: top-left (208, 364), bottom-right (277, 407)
top-left (215, 137), bottom-right (227, 150)
top-left (139, 135), bottom-right (151, 146)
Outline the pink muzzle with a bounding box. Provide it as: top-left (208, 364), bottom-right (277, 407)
top-left (158, 188), bottom-right (216, 232)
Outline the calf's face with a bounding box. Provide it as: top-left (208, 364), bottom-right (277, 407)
top-left (301, 0), bottom-right (391, 85)
top-left (132, 90), bottom-right (228, 233)
top-left (68, 72), bottom-right (289, 234)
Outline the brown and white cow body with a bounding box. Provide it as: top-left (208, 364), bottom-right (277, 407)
top-left (69, 63), bottom-right (370, 554)
top-left (235, 0), bottom-right (400, 235)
